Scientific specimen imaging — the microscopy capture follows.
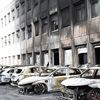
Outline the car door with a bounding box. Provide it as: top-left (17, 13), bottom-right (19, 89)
top-left (48, 68), bottom-right (67, 91)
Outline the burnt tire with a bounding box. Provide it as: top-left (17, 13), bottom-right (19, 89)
top-left (34, 83), bottom-right (47, 94)
top-left (87, 88), bottom-right (100, 100)
top-left (62, 88), bottom-right (77, 100)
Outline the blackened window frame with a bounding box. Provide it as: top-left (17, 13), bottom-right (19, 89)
top-left (41, 17), bottom-right (48, 34)
top-left (50, 13), bottom-right (58, 32)
top-left (61, 6), bottom-right (70, 28)
top-left (27, 25), bottom-right (32, 39)
top-left (74, 0), bottom-right (86, 24)
top-left (34, 21), bottom-right (39, 36)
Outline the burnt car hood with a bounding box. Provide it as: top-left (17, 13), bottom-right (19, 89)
top-left (18, 76), bottom-right (48, 86)
top-left (61, 78), bottom-right (95, 87)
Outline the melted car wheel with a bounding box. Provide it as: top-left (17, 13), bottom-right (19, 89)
top-left (87, 89), bottom-right (100, 100)
top-left (63, 88), bottom-right (77, 100)
top-left (34, 83), bottom-right (47, 94)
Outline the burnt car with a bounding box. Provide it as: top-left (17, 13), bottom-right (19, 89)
top-left (18, 67), bottom-right (81, 94)
top-left (0, 68), bottom-right (14, 84)
top-left (11, 66), bottom-right (45, 86)
top-left (61, 67), bottom-right (100, 100)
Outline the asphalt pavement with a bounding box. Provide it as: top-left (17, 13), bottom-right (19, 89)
top-left (0, 84), bottom-right (59, 100)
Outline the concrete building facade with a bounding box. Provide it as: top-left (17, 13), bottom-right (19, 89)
top-left (0, 0), bottom-right (100, 67)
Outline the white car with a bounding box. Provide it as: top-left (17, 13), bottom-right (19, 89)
top-left (18, 67), bottom-right (81, 94)
top-left (0, 68), bottom-right (14, 84)
top-left (61, 67), bottom-right (100, 100)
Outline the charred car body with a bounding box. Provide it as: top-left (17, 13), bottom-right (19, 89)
top-left (61, 67), bottom-right (100, 100)
top-left (11, 66), bottom-right (45, 86)
top-left (0, 68), bottom-right (14, 84)
top-left (18, 67), bottom-right (81, 94)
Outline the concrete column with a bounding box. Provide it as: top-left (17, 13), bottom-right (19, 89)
top-left (86, 0), bottom-right (94, 66)
top-left (70, 0), bottom-right (78, 67)
top-left (57, 0), bottom-right (64, 66)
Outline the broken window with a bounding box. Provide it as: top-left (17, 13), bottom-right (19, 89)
top-left (50, 13), bottom-right (58, 31)
top-left (91, 0), bottom-right (100, 18)
top-left (27, 0), bottom-right (31, 11)
top-left (35, 21), bottom-right (39, 36)
top-left (16, 5), bottom-right (20, 18)
top-left (27, 53), bottom-right (32, 65)
top-left (4, 16), bottom-right (6, 26)
top-left (35, 53), bottom-right (40, 65)
top-left (53, 49), bottom-right (59, 65)
top-left (78, 53), bottom-right (87, 65)
top-left (12, 56), bottom-right (15, 65)
top-left (43, 52), bottom-right (49, 66)
top-left (61, 7), bottom-right (70, 27)
top-left (1, 38), bottom-right (3, 47)
top-left (22, 54), bottom-right (26, 65)
top-left (42, 17), bottom-right (48, 34)
top-left (95, 47), bottom-right (100, 64)
top-left (78, 47), bottom-right (87, 65)
top-left (4, 36), bottom-right (7, 46)
top-left (16, 30), bottom-right (20, 42)
top-left (1, 18), bottom-right (3, 28)
top-left (8, 34), bottom-right (11, 45)
top-left (8, 13), bottom-right (10, 23)
top-left (64, 49), bottom-right (72, 66)
top-left (8, 56), bottom-right (11, 65)
top-left (21, 28), bottom-right (25, 40)
top-left (74, 0), bottom-right (86, 23)
top-left (12, 32), bottom-right (15, 44)
top-left (21, 1), bottom-right (25, 15)
top-left (12, 9), bottom-right (15, 21)
top-left (27, 25), bottom-right (32, 39)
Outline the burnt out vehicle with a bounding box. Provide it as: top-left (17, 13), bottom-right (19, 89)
top-left (61, 67), bottom-right (100, 100)
top-left (18, 67), bottom-right (81, 95)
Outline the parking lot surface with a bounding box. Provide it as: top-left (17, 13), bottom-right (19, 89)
top-left (0, 84), bottom-right (58, 100)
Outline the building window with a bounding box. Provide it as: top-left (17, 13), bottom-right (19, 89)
top-left (1, 38), bottom-right (3, 47)
top-left (74, 1), bottom-right (86, 23)
top-left (22, 54), bottom-right (26, 65)
top-left (8, 56), bottom-right (11, 65)
top-left (78, 47), bottom-right (87, 65)
top-left (21, 1), bottom-right (25, 15)
top-left (8, 13), bottom-right (10, 23)
top-left (27, 0), bottom-right (31, 11)
top-left (42, 17), bottom-right (48, 34)
top-left (95, 47), bottom-right (100, 64)
top-left (16, 30), bottom-right (20, 42)
top-left (21, 28), bottom-right (25, 40)
top-left (27, 53), bottom-right (32, 65)
top-left (78, 53), bottom-right (87, 65)
top-left (12, 32), bottom-right (15, 44)
top-left (4, 16), bottom-right (6, 26)
top-left (27, 25), bottom-right (32, 39)
top-left (12, 9), bottom-right (15, 21)
top-left (12, 56), bottom-right (15, 65)
top-left (16, 6), bottom-right (20, 18)
top-left (35, 53), bottom-right (40, 65)
top-left (61, 7), bottom-right (70, 27)
top-left (34, 0), bottom-right (38, 6)
top-left (91, 0), bottom-right (100, 18)
top-left (17, 55), bottom-right (20, 60)
top-left (50, 13), bottom-right (58, 31)
top-left (5, 57), bottom-right (7, 65)
top-left (8, 34), bottom-right (11, 45)
top-left (1, 18), bottom-right (3, 28)
top-left (64, 49), bottom-right (72, 66)
top-left (4, 36), bottom-right (7, 46)
top-left (35, 21), bottom-right (39, 36)
top-left (1, 57), bottom-right (3, 65)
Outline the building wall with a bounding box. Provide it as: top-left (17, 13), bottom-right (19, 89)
top-left (0, 0), bottom-right (100, 67)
